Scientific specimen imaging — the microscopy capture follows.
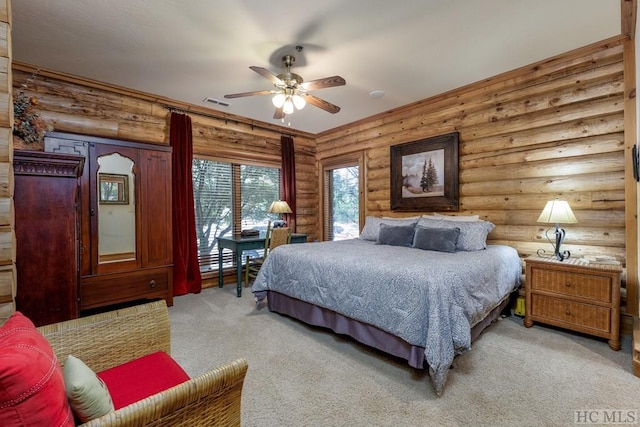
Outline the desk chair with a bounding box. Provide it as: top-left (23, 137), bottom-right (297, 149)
top-left (244, 222), bottom-right (292, 287)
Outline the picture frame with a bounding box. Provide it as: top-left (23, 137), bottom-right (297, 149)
top-left (99, 173), bottom-right (129, 205)
top-left (390, 131), bottom-right (459, 211)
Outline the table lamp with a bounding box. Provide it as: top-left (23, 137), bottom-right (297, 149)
top-left (268, 200), bottom-right (292, 228)
top-left (536, 199), bottom-right (578, 261)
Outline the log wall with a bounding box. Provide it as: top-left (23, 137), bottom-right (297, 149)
top-left (316, 37), bottom-right (632, 310)
top-left (9, 62), bottom-right (319, 291)
top-left (0, 0), bottom-right (12, 323)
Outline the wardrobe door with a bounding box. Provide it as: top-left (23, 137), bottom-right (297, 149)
top-left (14, 150), bottom-right (84, 326)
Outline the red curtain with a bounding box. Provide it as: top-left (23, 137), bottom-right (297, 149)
top-left (170, 112), bottom-right (202, 295)
top-left (281, 135), bottom-right (296, 229)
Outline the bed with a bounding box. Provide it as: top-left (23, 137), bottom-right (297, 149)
top-left (251, 216), bottom-right (522, 395)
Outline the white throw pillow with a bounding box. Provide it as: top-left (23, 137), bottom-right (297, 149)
top-left (63, 355), bottom-right (115, 423)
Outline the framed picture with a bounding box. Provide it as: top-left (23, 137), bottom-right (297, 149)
top-left (390, 131), bottom-right (459, 211)
top-left (99, 173), bottom-right (129, 205)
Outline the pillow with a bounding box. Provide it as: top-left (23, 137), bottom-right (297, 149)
top-left (63, 355), bottom-right (115, 423)
top-left (417, 217), bottom-right (494, 251)
top-left (432, 213), bottom-right (480, 222)
top-left (360, 216), bottom-right (419, 241)
top-left (97, 352), bottom-right (190, 410)
top-left (0, 312), bottom-right (74, 427)
top-left (376, 223), bottom-right (416, 247)
top-left (412, 226), bottom-right (460, 253)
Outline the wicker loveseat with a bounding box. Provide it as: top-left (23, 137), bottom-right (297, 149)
top-left (36, 300), bottom-right (248, 427)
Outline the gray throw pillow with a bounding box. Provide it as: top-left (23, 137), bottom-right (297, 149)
top-left (416, 217), bottom-right (494, 251)
top-left (412, 226), bottom-right (460, 253)
top-left (376, 223), bottom-right (416, 247)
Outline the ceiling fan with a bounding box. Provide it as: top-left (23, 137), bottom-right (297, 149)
top-left (224, 51), bottom-right (346, 120)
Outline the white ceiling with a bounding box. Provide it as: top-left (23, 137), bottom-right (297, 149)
top-left (11, 0), bottom-right (621, 135)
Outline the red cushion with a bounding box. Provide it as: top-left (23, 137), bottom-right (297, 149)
top-left (97, 352), bottom-right (190, 410)
top-left (0, 312), bottom-right (74, 427)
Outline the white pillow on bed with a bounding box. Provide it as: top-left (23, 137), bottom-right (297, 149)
top-left (417, 216), bottom-right (494, 251)
top-left (360, 216), bottom-right (419, 241)
top-left (431, 213), bottom-right (480, 222)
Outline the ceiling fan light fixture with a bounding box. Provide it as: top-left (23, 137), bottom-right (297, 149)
top-left (272, 93), bottom-right (286, 108)
top-left (283, 98), bottom-right (295, 115)
top-left (292, 94), bottom-right (306, 110)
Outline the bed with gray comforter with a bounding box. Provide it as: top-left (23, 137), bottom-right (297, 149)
top-left (252, 238), bottom-right (521, 395)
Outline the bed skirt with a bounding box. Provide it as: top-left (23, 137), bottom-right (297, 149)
top-left (266, 290), bottom-right (512, 370)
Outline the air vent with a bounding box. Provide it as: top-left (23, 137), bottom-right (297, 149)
top-left (203, 97), bottom-right (230, 107)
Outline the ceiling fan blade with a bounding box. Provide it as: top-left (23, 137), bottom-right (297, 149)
top-left (250, 66), bottom-right (285, 86)
top-left (273, 107), bottom-right (285, 120)
top-left (304, 94), bottom-right (341, 114)
top-left (224, 89), bottom-right (275, 99)
top-left (299, 76), bottom-right (346, 91)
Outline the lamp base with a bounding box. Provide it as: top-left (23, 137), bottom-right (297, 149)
top-left (537, 225), bottom-right (571, 262)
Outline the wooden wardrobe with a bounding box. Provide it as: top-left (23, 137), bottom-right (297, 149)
top-left (43, 132), bottom-right (173, 315)
top-left (14, 150), bottom-right (84, 326)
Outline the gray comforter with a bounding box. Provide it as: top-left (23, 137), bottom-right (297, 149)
top-left (252, 238), bottom-right (521, 395)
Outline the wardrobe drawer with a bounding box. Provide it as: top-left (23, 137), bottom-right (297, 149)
top-left (81, 267), bottom-right (171, 310)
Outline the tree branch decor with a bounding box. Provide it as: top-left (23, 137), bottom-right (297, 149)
top-left (13, 70), bottom-right (53, 145)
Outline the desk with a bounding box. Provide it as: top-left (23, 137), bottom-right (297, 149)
top-left (217, 233), bottom-right (308, 297)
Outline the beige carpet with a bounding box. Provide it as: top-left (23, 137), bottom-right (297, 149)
top-left (168, 286), bottom-right (640, 427)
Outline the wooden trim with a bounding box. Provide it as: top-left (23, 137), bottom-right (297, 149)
top-left (13, 150), bottom-right (84, 178)
top-left (622, 0), bottom-right (637, 40)
top-left (319, 152), bottom-right (364, 241)
top-left (624, 39), bottom-right (638, 316)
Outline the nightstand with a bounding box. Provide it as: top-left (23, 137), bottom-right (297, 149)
top-left (524, 256), bottom-right (622, 350)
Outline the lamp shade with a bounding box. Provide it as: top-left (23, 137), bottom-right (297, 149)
top-left (272, 93), bottom-right (286, 108)
top-left (268, 200), bottom-right (292, 214)
top-left (536, 200), bottom-right (578, 224)
top-left (282, 98), bottom-right (294, 115)
top-left (292, 94), bottom-right (306, 110)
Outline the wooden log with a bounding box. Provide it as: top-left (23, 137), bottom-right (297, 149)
top-left (367, 168), bottom-right (389, 182)
top-left (367, 189), bottom-right (390, 202)
top-left (492, 240), bottom-right (626, 261)
top-left (460, 151), bottom-right (624, 183)
top-left (459, 209), bottom-right (625, 227)
top-left (460, 171), bottom-right (624, 196)
top-left (0, 264), bottom-right (14, 301)
top-left (461, 133), bottom-right (624, 169)
top-left (40, 110), bottom-right (119, 138)
top-left (460, 191), bottom-right (625, 211)
top-left (461, 114), bottom-right (624, 155)
top-left (489, 225), bottom-right (625, 248)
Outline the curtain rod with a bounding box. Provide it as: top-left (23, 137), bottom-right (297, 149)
top-left (163, 104), bottom-right (297, 139)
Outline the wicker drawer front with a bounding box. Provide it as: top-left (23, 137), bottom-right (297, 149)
top-left (531, 295), bottom-right (611, 333)
top-left (530, 268), bottom-right (611, 303)
top-left (81, 267), bottom-right (170, 310)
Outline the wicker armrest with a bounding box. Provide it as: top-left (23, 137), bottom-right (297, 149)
top-left (38, 300), bottom-right (171, 372)
top-left (80, 358), bottom-right (249, 427)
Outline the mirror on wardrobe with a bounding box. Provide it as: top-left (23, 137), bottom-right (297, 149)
top-left (97, 153), bottom-right (136, 263)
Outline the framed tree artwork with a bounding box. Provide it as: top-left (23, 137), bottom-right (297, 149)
top-left (390, 131), bottom-right (459, 211)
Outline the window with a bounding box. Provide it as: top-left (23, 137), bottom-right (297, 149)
top-left (321, 153), bottom-right (363, 241)
top-left (192, 158), bottom-right (281, 273)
